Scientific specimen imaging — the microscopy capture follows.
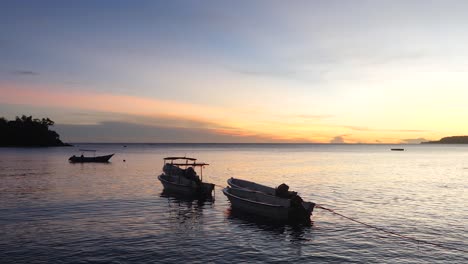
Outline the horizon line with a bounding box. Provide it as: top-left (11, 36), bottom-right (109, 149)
top-left (68, 142), bottom-right (421, 145)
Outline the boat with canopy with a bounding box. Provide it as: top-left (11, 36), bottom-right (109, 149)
top-left (158, 157), bottom-right (215, 197)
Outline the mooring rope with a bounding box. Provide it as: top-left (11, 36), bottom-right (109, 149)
top-left (216, 184), bottom-right (466, 254)
top-left (315, 204), bottom-right (468, 254)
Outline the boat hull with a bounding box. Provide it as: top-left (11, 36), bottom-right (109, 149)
top-left (223, 187), bottom-right (314, 222)
top-left (391, 148), bottom-right (405, 151)
top-left (158, 174), bottom-right (214, 197)
top-left (228, 177), bottom-right (276, 195)
top-left (69, 154), bottom-right (114, 163)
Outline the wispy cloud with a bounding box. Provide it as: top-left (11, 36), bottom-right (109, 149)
top-left (11, 70), bottom-right (39, 76)
top-left (0, 82), bottom-right (319, 142)
top-left (344, 126), bottom-right (370, 131)
top-left (295, 114), bottom-right (334, 120)
top-left (401, 138), bottom-right (428, 144)
top-left (0, 82), bottom-right (230, 123)
top-left (344, 125), bottom-right (428, 133)
top-left (230, 66), bottom-right (296, 78)
top-left (55, 121), bottom-right (294, 143)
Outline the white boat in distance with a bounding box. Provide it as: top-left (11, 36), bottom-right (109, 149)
top-left (223, 187), bottom-right (315, 222)
top-left (158, 157), bottom-right (214, 198)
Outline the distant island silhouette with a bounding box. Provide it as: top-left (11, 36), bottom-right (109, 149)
top-left (422, 136), bottom-right (468, 144)
top-left (0, 115), bottom-right (70, 147)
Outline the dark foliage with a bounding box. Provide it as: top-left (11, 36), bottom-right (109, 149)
top-left (0, 115), bottom-right (69, 147)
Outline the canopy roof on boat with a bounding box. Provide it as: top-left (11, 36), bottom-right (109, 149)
top-left (170, 162), bottom-right (209, 166)
top-left (164, 157), bottom-right (197, 161)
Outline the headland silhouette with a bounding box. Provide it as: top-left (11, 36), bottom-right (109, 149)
top-left (0, 115), bottom-right (70, 147)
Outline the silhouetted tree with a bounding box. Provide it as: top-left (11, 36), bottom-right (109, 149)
top-left (0, 115), bottom-right (68, 147)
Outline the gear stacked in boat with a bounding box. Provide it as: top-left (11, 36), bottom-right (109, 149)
top-left (275, 183), bottom-right (298, 198)
top-left (224, 177), bottom-right (315, 222)
top-left (158, 157), bottom-right (214, 198)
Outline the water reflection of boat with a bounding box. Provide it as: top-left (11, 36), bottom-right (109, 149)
top-left (160, 189), bottom-right (213, 202)
top-left (223, 187), bottom-right (314, 223)
top-left (226, 208), bottom-right (312, 239)
top-left (157, 157), bottom-right (215, 198)
top-left (68, 149), bottom-right (114, 163)
top-left (160, 191), bottom-right (213, 231)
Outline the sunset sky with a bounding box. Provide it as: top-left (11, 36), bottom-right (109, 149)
top-left (1, 1), bottom-right (468, 143)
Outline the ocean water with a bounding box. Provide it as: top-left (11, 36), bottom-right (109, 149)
top-left (0, 144), bottom-right (466, 263)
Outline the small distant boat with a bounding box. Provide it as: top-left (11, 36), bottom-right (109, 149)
top-left (223, 187), bottom-right (315, 222)
top-left (157, 157), bottom-right (214, 197)
top-left (68, 154), bottom-right (114, 163)
top-left (68, 149), bottom-right (114, 163)
top-left (391, 148), bottom-right (405, 151)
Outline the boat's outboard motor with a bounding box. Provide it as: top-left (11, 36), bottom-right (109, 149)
top-left (290, 194), bottom-right (309, 221)
top-left (275, 183), bottom-right (290, 198)
top-left (275, 183), bottom-right (298, 198)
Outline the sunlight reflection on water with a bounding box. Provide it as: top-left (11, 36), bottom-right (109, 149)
top-left (0, 144), bottom-right (467, 263)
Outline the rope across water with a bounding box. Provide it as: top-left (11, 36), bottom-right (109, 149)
top-left (315, 204), bottom-right (468, 254)
top-left (217, 185), bottom-right (466, 254)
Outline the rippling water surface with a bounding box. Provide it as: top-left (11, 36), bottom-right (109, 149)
top-left (0, 144), bottom-right (467, 263)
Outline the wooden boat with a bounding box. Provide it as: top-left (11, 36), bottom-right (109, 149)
top-left (223, 187), bottom-right (315, 222)
top-left (157, 157), bottom-right (214, 197)
top-left (68, 153), bottom-right (114, 163)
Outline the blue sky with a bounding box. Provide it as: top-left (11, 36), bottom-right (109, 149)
top-left (1, 1), bottom-right (468, 143)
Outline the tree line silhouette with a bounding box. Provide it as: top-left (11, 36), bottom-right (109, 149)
top-left (422, 136), bottom-right (468, 144)
top-left (0, 115), bottom-right (69, 147)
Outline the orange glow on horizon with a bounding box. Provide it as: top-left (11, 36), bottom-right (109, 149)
top-left (0, 82), bottom-right (449, 143)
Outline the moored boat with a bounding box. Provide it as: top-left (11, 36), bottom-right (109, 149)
top-left (68, 153), bottom-right (114, 163)
top-left (223, 187), bottom-right (315, 222)
top-left (157, 157), bottom-right (214, 198)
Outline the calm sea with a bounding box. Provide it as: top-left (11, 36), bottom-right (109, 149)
top-left (0, 144), bottom-right (466, 263)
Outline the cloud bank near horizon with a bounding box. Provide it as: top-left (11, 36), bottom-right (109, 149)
top-left (55, 121), bottom-right (284, 143)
